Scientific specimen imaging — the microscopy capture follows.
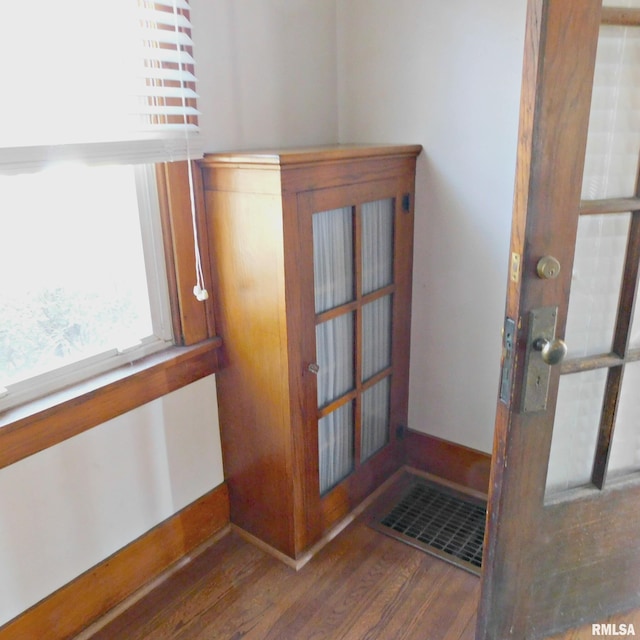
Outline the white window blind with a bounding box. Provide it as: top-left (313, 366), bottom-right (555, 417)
top-left (0, 0), bottom-right (202, 174)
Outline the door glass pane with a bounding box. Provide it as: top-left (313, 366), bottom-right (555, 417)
top-left (629, 276), bottom-right (640, 349)
top-left (608, 362), bottom-right (640, 479)
top-left (362, 198), bottom-right (394, 295)
top-left (316, 313), bottom-right (354, 407)
top-left (318, 402), bottom-right (354, 494)
top-left (565, 213), bottom-right (629, 357)
top-left (582, 25), bottom-right (640, 200)
top-left (312, 206), bottom-right (354, 313)
top-left (361, 377), bottom-right (390, 463)
top-left (362, 295), bottom-right (392, 381)
top-left (545, 368), bottom-right (607, 496)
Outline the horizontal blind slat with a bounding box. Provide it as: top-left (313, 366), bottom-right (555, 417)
top-left (0, 0), bottom-right (201, 174)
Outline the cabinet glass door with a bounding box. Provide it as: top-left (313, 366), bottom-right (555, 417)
top-left (313, 197), bottom-right (395, 494)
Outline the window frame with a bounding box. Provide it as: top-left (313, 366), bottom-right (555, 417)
top-left (0, 161), bottom-right (220, 469)
top-left (0, 164), bottom-right (175, 411)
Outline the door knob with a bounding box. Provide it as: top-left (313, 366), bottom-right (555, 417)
top-left (533, 337), bottom-right (567, 365)
top-left (522, 305), bottom-right (564, 412)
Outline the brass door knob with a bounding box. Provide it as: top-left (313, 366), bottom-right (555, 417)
top-left (533, 337), bottom-right (567, 365)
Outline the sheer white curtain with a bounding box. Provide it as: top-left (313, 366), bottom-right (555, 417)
top-left (361, 296), bottom-right (392, 463)
top-left (318, 403), bottom-right (354, 494)
top-left (362, 296), bottom-right (392, 381)
top-left (312, 207), bottom-right (354, 313)
top-left (361, 199), bottom-right (394, 462)
top-left (362, 199), bottom-right (394, 294)
top-left (361, 378), bottom-right (390, 462)
top-left (313, 207), bottom-right (354, 493)
top-left (312, 199), bottom-right (396, 492)
top-left (316, 314), bottom-right (354, 407)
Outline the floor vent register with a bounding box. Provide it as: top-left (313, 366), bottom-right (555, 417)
top-left (372, 479), bottom-right (487, 575)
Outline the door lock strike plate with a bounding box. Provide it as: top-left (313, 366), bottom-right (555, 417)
top-left (500, 317), bottom-right (516, 406)
top-left (511, 252), bottom-right (521, 284)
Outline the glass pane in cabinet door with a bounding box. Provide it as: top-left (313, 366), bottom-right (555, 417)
top-left (316, 312), bottom-right (354, 407)
top-left (362, 198), bottom-right (394, 295)
top-left (318, 402), bottom-right (354, 494)
top-left (313, 206), bottom-right (354, 313)
top-left (361, 377), bottom-right (390, 462)
top-left (362, 295), bottom-right (392, 381)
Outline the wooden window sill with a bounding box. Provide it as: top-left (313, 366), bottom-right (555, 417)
top-left (0, 337), bottom-right (222, 469)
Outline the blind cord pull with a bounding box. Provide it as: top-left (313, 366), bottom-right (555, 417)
top-left (172, 0), bottom-right (208, 302)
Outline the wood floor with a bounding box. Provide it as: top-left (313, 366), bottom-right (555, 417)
top-left (77, 475), bottom-right (640, 640)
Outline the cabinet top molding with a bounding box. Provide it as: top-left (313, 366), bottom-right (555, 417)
top-left (201, 144), bottom-right (422, 168)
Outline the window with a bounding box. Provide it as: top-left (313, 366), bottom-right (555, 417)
top-left (0, 0), bottom-right (209, 413)
top-left (0, 164), bottom-right (173, 409)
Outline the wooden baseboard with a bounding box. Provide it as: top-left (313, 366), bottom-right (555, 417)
top-left (0, 483), bottom-right (230, 640)
top-left (405, 430), bottom-right (491, 496)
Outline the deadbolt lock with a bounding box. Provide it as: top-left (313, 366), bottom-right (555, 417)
top-left (536, 256), bottom-right (561, 280)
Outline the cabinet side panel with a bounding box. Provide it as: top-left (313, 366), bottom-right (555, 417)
top-left (204, 181), bottom-right (296, 556)
top-left (390, 171), bottom-right (416, 443)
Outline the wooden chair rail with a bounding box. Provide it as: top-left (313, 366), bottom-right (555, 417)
top-left (0, 337), bottom-right (221, 470)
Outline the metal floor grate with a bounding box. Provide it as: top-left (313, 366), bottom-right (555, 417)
top-left (373, 480), bottom-right (486, 575)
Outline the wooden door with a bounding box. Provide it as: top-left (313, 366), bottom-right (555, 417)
top-left (478, 1), bottom-right (640, 638)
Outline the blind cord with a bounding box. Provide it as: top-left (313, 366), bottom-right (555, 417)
top-left (172, 0), bottom-right (208, 302)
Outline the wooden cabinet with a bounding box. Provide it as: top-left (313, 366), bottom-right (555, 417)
top-left (200, 145), bottom-right (421, 561)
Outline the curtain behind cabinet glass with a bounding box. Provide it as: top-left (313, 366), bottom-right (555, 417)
top-left (313, 199), bottom-right (395, 493)
top-left (361, 199), bottom-right (394, 461)
top-left (313, 206), bottom-right (355, 493)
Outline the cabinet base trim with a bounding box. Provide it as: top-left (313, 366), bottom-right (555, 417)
top-left (234, 468), bottom-right (407, 570)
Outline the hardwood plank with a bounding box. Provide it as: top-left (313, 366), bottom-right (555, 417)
top-left (78, 471), bottom-right (640, 639)
top-left (81, 476), bottom-right (480, 640)
top-left (1, 484), bottom-right (230, 640)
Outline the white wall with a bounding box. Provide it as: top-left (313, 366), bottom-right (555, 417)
top-left (337, 0), bottom-right (528, 452)
top-left (0, 0), bottom-right (340, 627)
top-left (0, 376), bottom-right (223, 625)
top-left (192, 0), bottom-right (338, 151)
top-left (2, 0), bottom-right (529, 625)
